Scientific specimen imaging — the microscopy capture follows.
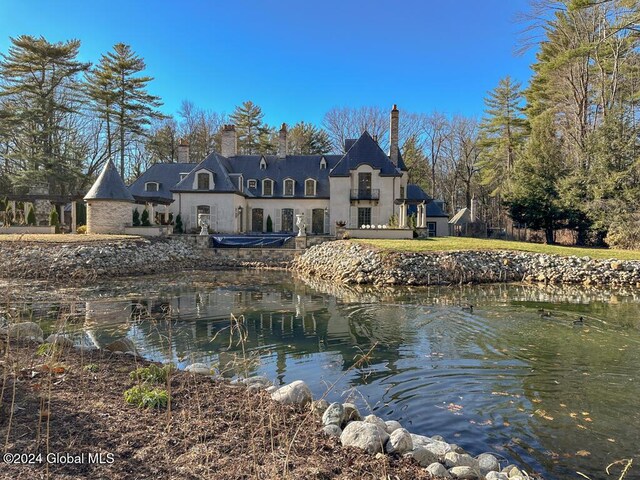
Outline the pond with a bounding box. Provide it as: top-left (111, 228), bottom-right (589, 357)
top-left (3, 271), bottom-right (639, 480)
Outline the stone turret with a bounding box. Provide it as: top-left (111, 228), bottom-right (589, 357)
top-left (390, 104), bottom-right (399, 166)
top-left (278, 123), bottom-right (288, 159)
top-left (84, 160), bottom-right (135, 234)
top-left (221, 125), bottom-right (237, 157)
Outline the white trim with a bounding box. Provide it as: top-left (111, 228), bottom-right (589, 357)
top-left (304, 178), bottom-right (317, 197)
top-left (262, 178), bottom-right (274, 197)
top-left (193, 169), bottom-right (214, 191)
top-left (247, 179), bottom-right (257, 189)
top-left (320, 156), bottom-right (327, 169)
top-left (145, 181), bottom-right (159, 192)
top-left (260, 156), bottom-right (267, 170)
top-left (283, 178), bottom-right (295, 197)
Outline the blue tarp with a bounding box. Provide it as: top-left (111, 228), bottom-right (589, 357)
top-left (209, 233), bottom-right (294, 248)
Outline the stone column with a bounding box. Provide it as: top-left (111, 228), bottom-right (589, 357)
top-left (164, 204), bottom-right (169, 224)
top-left (422, 202), bottom-right (428, 228)
top-left (23, 202), bottom-right (29, 221)
top-left (10, 201), bottom-right (16, 223)
top-left (71, 201), bottom-right (77, 233)
top-left (59, 204), bottom-right (65, 230)
top-left (399, 203), bottom-right (407, 228)
top-left (147, 203), bottom-right (155, 224)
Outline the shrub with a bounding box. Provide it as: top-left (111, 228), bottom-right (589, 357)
top-left (124, 385), bottom-right (168, 409)
top-left (27, 206), bottom-right (36, 226)
top-left (84, 363), bottom-right (99, 373)
top-left (36, 343), bottom-right (61, 357)
top-left (76, 225), bottom-right (87, 234)
top-left (140, 209), bottom-right (151, 226)
top-left (49, 208), bottom-right (60, 231)
top-left (129, 363), bottom-right (173, 384)
top-left (132, 208), bottom-right (141, 226)
top-left (266, 214), bottom-right (273, 232)
top-left (174, 214), bottom-right (183, 233)
top-left (605, 214), bottom-right (640, 250)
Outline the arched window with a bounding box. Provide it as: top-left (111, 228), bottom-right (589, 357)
top-left (260, 157), bottom-right (267, 170)
top-left (305, 178), bottom-right (316, 196)
top-left (320, 157), bottom-right (327, 169)
top-left (145, 182), bottom-right (159, 192)
top-left (284, 178), bottom-right (295, 196)
top-left (262, 179), bottom-right (274, 196)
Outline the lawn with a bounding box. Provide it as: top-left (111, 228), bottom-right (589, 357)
top-left (353, 237), bottom-right (640, 261)
top-left (0, 234), bottom-right (141, 243)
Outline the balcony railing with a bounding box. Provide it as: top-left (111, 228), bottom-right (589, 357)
top-left (350, 189), bottom-right (380, 200)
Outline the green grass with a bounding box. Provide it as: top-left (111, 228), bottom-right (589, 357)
top-left (353, 237), bottom-right (640, 261)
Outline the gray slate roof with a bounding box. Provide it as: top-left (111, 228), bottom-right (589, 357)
top-left (85, 160), bottom-right (135, 202)
top-left (407, 184), bottom-right (449, 217)
top-left (129, 162), bottom-right (196, 201)
top-left (330, 131), bottom-right (403, 177)
top-left (172, 153), bottom-right (238, 193)
top-left (227, 155), bottom-right (342, 198)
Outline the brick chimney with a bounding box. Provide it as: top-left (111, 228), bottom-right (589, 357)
top-left (390, 104), bottom-right (399, 166)
top-left (177, 138), bottom-right (190, 163)
top-left (221, 125), bottom-right (237, 157)
top-left (278, 123), bottom-right (287, 159)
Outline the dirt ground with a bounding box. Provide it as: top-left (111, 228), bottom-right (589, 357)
top-left (0, 341), bottom-right (439, 480)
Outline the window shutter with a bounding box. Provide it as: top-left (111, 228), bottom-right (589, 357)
top-left (350, 207), bottom-right (357, 228)
top-left (190, 206), bottom-right (197, 231)
top-left (306, 209), bottom-right (312, 233)
top-left (275, 209), bottom-right (281, 232)
top-left (211, 205), bottom-right (218, 231)
top-left (324, 209), bottom-right (329, 234)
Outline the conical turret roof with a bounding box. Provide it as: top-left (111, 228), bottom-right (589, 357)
top-left (84, 160), bottom-right (135, 202)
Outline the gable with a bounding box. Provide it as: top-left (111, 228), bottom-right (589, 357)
top-left (330, 131), bottom-right (402, 177)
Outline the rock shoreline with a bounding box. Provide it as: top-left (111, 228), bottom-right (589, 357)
top-left (293, 240), bottom-right (640, 287)
top-left (0, 238), bottom-right (282, 281)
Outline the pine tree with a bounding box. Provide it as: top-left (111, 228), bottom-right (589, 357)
top-left (140, 208), bottom-right (150, 226)
top-left (230, 101), bottom-right (270, 154)
top-left (478, 76), bottom-right (528, 196)
top-left (95, 43), bottom-right (163, 177)
top-left (401, 135), bottom-right (428, 191)
top-left (174, 213), bottom-right (183, 233)
top-left (0, 35), bottom-right (90, 194)
top-left (288, 122), bottom-right (332, 154)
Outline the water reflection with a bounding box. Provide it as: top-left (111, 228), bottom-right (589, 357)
top-left (2, 271), bottom-right (640, 480)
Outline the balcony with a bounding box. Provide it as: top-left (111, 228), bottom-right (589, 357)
top-left (350, 189), bottom-right (380, 201)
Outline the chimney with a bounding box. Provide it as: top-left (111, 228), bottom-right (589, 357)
top-left (390, 104), bottom-right (399, 166)
top-left (221, 124), bottom-right (237, 157)
top-left (278, 123), bottom-right (287, 159)
top-left (177, 138), bottom-right (190, 163)
top-left (470, 196), bottom-right (477, 222)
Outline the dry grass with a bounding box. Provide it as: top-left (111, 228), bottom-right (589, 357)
top-left (0, 234), bottom-right (141, 243)
top-left (353, 237), bottom-right (640, 261)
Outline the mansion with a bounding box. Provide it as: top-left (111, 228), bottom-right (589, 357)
top-left (127, 105), bottom-right (449, 237)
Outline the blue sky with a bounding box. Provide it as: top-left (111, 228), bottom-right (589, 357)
top-left (0, 0), bottom-right (535, 126)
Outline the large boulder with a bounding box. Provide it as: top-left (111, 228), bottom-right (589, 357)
top-left (185, 363), bottom-right (211, 375)
top-left (444, 452), bottom-right (479, 469)
top-left (243, 376), bottom-right (272, 388)
top-left (340, 421), bottom-right (389, 454)
top-left (477, 453), bottom-right (500, 475)
top-left (384, 420), bottom-right (403, 434)
top-left (448, 465), bottom-right (481, 479)
top-left (409, 433), bottom-right (433, 449)
top-left (322, 424), bottom-right (342, 437)
top-left (271, 380), bottom-right (312, 407)
top-left (105, 338), bottom-right (136, 354)
top-left (384, 428), bottom-right (413, 455)
top-left (427, 462), bottom-right (451, 478)
top-left (423, 440), bottom-right (452, 460)
top-left (322, 402), bottom-right (345, 427)
top-left (1, 322), bottom-right (43, 342)
top-left (486, 472), bottom-right (509, 480)
top-left (342, 403), bottom-right (361, 423)
top-left (45, 334), bottom-right (74, 349)
top-left (404, 446), bottom-right (438, 467)
top-left (311, 399), bottom-right (330, 417)
top-left (363, 414), bottom-right (387, 432)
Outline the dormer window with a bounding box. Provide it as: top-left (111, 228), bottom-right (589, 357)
top-left (248, 179), bottom-right (257, 189)
top-left (305, 178), bottom-right (316, 197)
top-left (145, 182), bottom-right (159, 192)
top-left (320, 157), bottom-right (327, 170)
top-left (262, 179), bottom-right (273, 196)
top-left (179, 173), bottom-right (188, 182)
top-left (196, 172), bottom-right (212, 190)
top-left (284, 178), bottom-right (294, 197)
top-left (260, 157), bottom-right (267, 170)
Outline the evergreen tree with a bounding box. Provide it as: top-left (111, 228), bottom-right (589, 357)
top-left (27, 206), bottom-right (36, 226)
top-left (288, 121), bottom-right (332, 154)
top-left (504, 112), bottom-right (568, 244)
top-left (132, 208), bottom-right (141, 226)
top-left (478, 76), bottom-right (528, 196)
top-left (0, 35), bottom-right (90, 194)
top-left (140, 208), bottom-right (150, 226)
top-left (49, 208), bottom-right (60, 231)
top-left (230, 101), bottom-right (270, 154)
top-left (174, 213), bottom-right (183, 233)
top-left (94, 43), bottom-right (163, 177)
top-left (401, 135), bottom-right (429, 191)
